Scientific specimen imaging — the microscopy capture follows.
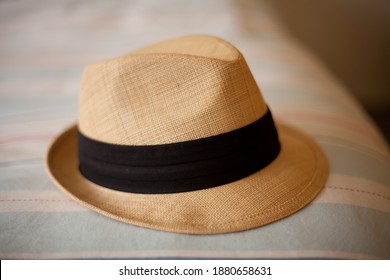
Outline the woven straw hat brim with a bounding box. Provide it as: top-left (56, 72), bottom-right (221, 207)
top-left (46, 121), bottom-right (328, 234)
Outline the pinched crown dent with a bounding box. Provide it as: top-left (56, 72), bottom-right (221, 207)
top-left (79, 35), bottom-right (267, 145)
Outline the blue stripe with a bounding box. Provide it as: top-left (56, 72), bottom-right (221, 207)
top-left (0, 205), bottom-right (388, 259)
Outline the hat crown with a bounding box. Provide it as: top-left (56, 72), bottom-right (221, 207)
top-left (79, 35), bottom-right (267, 145)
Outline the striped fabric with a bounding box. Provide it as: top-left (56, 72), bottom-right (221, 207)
top-left (0, 0), bottom-right (389, 259)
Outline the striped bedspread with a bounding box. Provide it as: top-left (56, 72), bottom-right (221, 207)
top-left (0, 0), bottom-right (389, 259)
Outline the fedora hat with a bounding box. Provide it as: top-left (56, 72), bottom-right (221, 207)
top-left (46, 35), bottom-right (328, 234)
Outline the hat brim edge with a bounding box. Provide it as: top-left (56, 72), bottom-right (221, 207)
top-left (45, 122), bottom-right (329, 234)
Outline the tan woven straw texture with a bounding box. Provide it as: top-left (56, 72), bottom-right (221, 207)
top-left (46, 35), bottom-right (328, 234)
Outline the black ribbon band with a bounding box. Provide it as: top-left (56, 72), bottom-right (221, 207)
top-left (78, 109), bottom-right (281, 194)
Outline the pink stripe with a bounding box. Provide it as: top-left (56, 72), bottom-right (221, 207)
top-left (277, 112), bottom-right (385, 147)
top-left (0, 108), bottom-right (75, 121)
top-left (0, 13), bottom-right (229, 33)
top-left (0, 81), bottom-right (76, 94)
top-left (0, 134), bottom-right (55, 146)
top-left (0, 158), bottom-right (42, 167)
top-left (0, 54), bottom-right (102, 67)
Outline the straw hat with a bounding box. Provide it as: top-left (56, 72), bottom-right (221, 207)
top-left (46, 35), bottom-right (328, 234)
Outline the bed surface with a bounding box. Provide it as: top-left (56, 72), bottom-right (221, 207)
top-left (0, 0), bottom-right (389, 259)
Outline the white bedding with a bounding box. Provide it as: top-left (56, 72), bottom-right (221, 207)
top-left (0, 0), bottom-right (389, 259)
